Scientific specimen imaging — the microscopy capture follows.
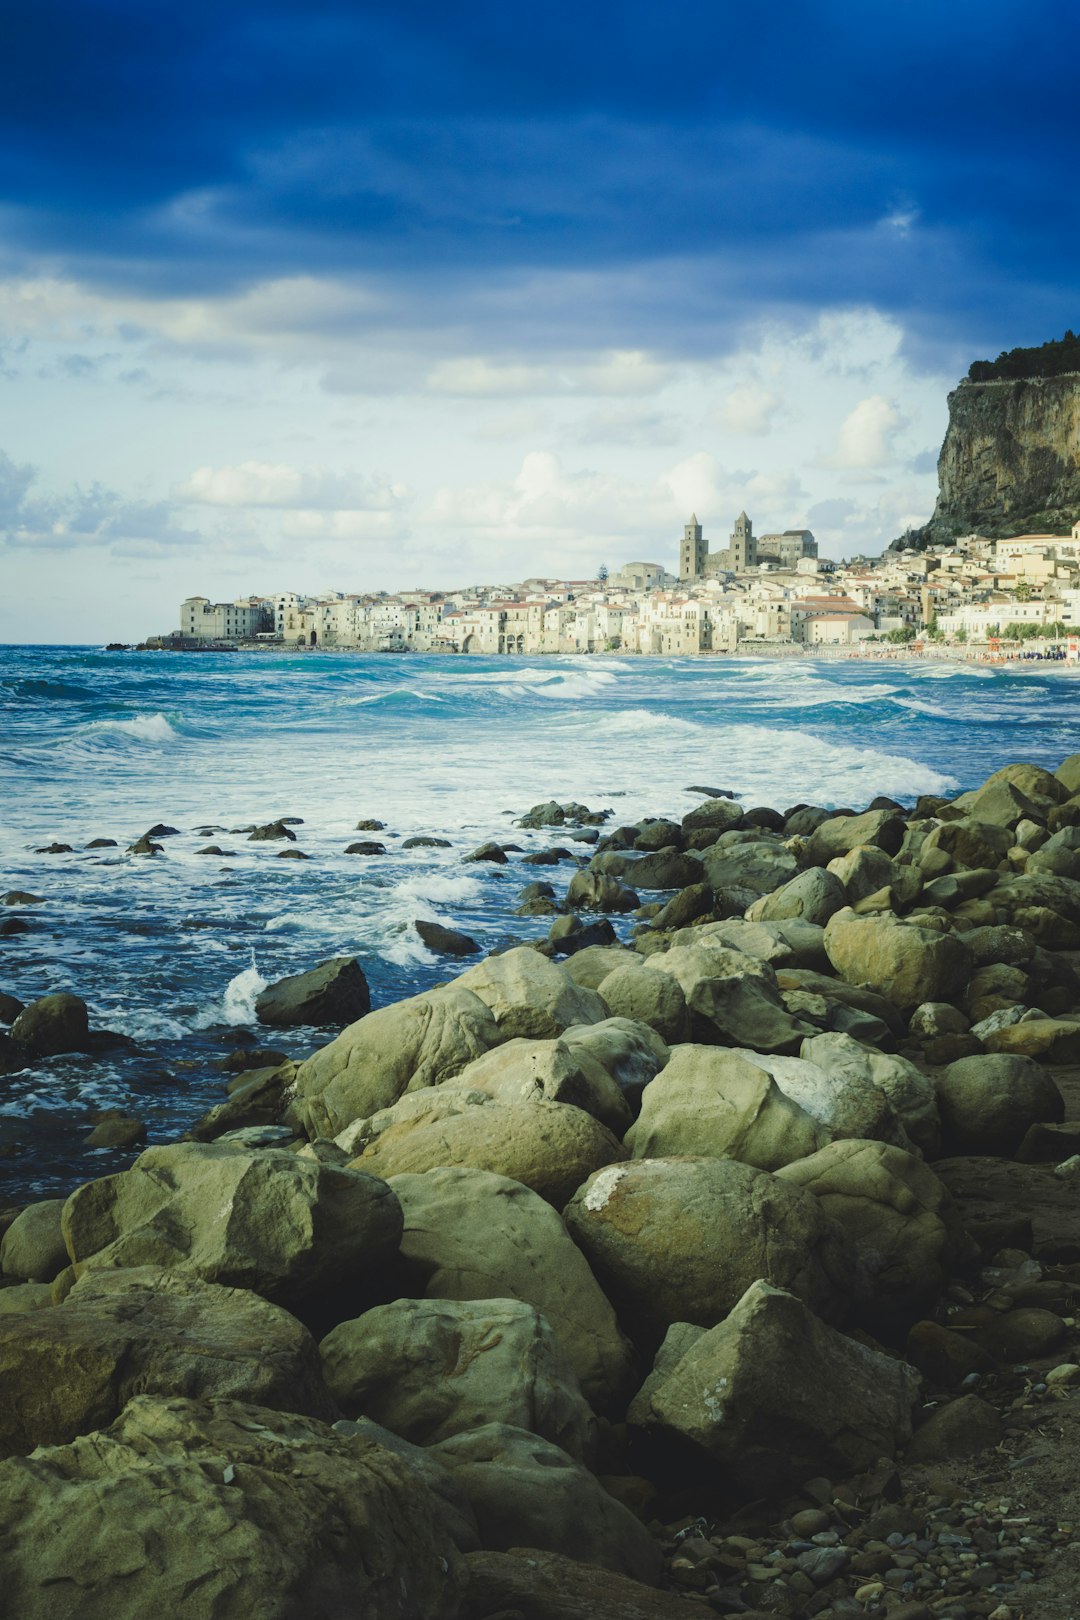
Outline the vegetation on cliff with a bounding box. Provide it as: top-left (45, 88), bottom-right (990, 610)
top-left (967, 330), bottom-right (1080, 384)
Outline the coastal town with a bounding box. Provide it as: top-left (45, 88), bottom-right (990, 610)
top-left (158, 511), bottom-right (1080, 659)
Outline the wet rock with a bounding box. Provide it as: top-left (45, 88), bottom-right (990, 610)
top-left (144, 824), bottom-right (180, 838)
top-left (84, 838), bottom-right (117, 849)
top-left (276, 848), bottom-right (309, 859)
top-left (2, 893), bottom-right (44, 906)
top-left (629, 1280), bottom-right (919, 1494)
top-left (355, 819), bottom-right (386, 831)
top-left (247, 821), bottom-right (296, 842)
top-left (291, 985), bottom-right (504, 1138)
top-left (62, 1142), bottom-right (403, 1310)
top-left (0, 1032), bottom-right (31, 1074)
top-left (84, 1113), bottom-right (147, 1149)
top-left (547, 916), bottom-right (619, 956)
top-left (255, 956), bottom-right (371, 1028)
top-left (352, 1096), bottom-right (627, 1208)
top-left (701, 837), bottom-right (800, 897)
top-left (517, 801), bottom-right (611, 830)
top-left (126, 836), bottom-right (162, 856)
top-left (626, 1045), bottom-right (826, 1170)
top-left (321, 1296), bottom-right (597, 1460)
top-left (464, 841), bottom-right (509, 863)
top-left (566, 871), bottom-right (640, 913)
top-left (619, 850), bottom-right (704, 890)
top-left (749, 866), bottom-right (847, 926)
top-left (191, 1061), bottom-right (298, 1142)
top-left (905, 1393), bottom-right (1004, 1462)
top-left (0, 1268), bottom-right (337, 1457)
top-left (344, 840), bottom-right (386, 855)
top-left (402, 834), bottom-right (452, 849)
top-left (0, 1199), bottom-right (68, 1282)
top-left (0, 917), bottom-right (29, 935)
top-left (0, 992), bottom-right (25, 1023)
top-left (34, 843), bottom-right (72, 854)
top-left (806, 809), bottom-right (906, 864)
top-left (11, 993), bottom-right (89, 1057)
top-left (564, 1156), bottom-right (853, 1345)
top-left (415, 919), bottom-right (480, 956)
top-left (824, 909), bottom-right (973, 1011)
top-left (428, 1423), bottom-right (661, 1583)
top-left (388, 1166), bottom-right (635, 1408)
top-left (0, 1394), bottom-right (463, 1620)
top-left (680, 798), bottom-right (744, 838)
top-left (935, 1052), bottom-right (1064, 1156)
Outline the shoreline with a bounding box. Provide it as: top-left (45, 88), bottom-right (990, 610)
top-left (6, 755), bottom-right (1080, 1612)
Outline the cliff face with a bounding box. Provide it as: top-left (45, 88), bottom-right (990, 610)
top-left (908, 372), bottom-right (1080, 547)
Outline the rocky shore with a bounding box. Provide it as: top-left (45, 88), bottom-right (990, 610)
top-left (6, 760), bottom-right (1080, 1617)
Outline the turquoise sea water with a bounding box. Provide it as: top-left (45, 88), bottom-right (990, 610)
top-left (3, 644), bottom-right (1080, 1201)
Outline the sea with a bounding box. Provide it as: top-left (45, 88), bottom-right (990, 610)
top-left (3, 643), bottom-right (1080, 1204)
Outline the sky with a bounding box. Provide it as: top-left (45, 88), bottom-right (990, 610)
top-left (1, 0), bottom-right (1078, 642)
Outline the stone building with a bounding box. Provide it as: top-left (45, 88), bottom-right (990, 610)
top-left (678, 512), bottom-right (759, 579)
top-left (180, 596), bottom-right (272, 641)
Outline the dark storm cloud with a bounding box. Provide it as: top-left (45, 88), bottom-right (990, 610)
top-left (1, 1), bottom-right (1076, 359)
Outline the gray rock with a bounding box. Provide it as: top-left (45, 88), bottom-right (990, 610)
top-left (935, 1052), bottom-right (1065, 1156)
top-left (0, 1199), bottom-right (68, 1282)
top-left (10, 994), bottom-right (89, 1057)
top-left (254, 957), bottom-right (370, 1028)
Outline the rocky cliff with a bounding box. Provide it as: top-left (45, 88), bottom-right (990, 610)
top-left (901, 371), bottom-right (1080, 549)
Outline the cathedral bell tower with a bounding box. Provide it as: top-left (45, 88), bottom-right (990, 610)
top-left (680, 514), bottom-right (707, 580)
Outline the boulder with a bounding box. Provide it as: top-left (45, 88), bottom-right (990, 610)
top-left (700, 838), bottom-right (800, 897)
top-left (248, 820), bottom-right (296, 841)
top-left (905, 1393), bottom-right (1005, 1462)
top-left (414, 920), bottom-right (480, 956)
top-left (618, 850), bottom-right (703, 891)
top-left (650, 881), bottom-right (716, 931)
top-left (776, 1141), bottom-right (974, 1335)
top-left (732, 1047), bottom-right (910, 1149)
top-left (454, 947), bottom-right (607, 1039)
top-left (910, 1001), bottom-right (971, 1039)
top-left (643, 944), bottom-right (812, 1053)
top-left (427, 1423), bottom-right (662, 1584)
top-left (628, 1280), bottom-right (919, 1493)
top-left (680, 798), bottom-right (744, 837)
top-left (320, 1297), bottom-right (596, 1460)
top-left (402, 834), bottom-right (452, 849)
top-left (827, 844), bottom-right (899, 904)
top-left (597, 963), bottom-right (690, 1045)
top-left (1027, 826), bottom-right (1080, 879)
top-left (450, 1035), bottom-right (632, 1134)
top-left (565, 871), bottom-right (640, 913)
top-left (625, 1045), bottom-right (827, 1170)
top-left (0, 1267), bottom-right (335, 1457)
top-left (387, 1167), bottom-right (635, 1408)
top-left (800, 1032), bottom-right (942, 1158)
top-left (747, 866), bottom-right (846, 926)
top-left (984, 1017), bottom-right (1080, 1065)
top-left (959, 763), bottom-right (1066, 816)
top-left (559, 1018), bottom-right (669, 1099)
top-left (806, 809), bottom-right (905, 865)
top-left (62, 1142), bottom-right (403, 1309)
top-left (0, 1199), bottom-right (68, 1282)
top-left (824, 909), bottom-right (973, 1011)
top-left (951, 777), bottom-right (1043, 830)
top-left (564, 1156), bottom-right (853, 1345)
top-left (290, 985), bottom-right (504, 1138)
top-left (254, 956), bottom-right (370, 1028)
top-left (0, 1032), bottom-right (30, 1075)
top-left (461, 1548), bottom-right (697, 1620)
top-left (0, 1395), bottom-right (462, 1620)
top-left (10, 993), bottom-right (89, 1057)
top-left (935, 1053), bottom-right (1065, 1156)
top-left (351, 1097), bottom-right (627, 1208)
top-left (561, 945), bottom-right (638, 991)
top-left (922, 818), bottom-right (1012, 871)
top-left (0, 1284), bottom-right (53, 1317)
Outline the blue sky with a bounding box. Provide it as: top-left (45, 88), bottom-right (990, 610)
top-left (1, 0), bottom-right (1077, 639)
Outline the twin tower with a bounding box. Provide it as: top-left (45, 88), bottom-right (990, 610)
top-left (679, 512), bottom-right (756, 580)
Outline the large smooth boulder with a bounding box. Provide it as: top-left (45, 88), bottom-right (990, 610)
top-left (700, 838), bottom-right (799, 897)
top-left (564, 1157), bottom-right (853, 1344)
top-left (618, 850), bottom-right (704, 890)
top-left (351, 1097), bottom-right (627, 1208)
top-left (776, 1141), bottom-right (974, 1336)
top-left (560, 1018), bottom-right (669, 1098)
top-left (0, 1395), bottom-right (462, 1620)
top-left (62, 1142), bottom-right (403, 1309)
top-left (450, 1035), bottom-right (632, 1134)
top-left (824, 909), bottom-right (973, 1011)
top-left (596, 963), bottom-right (690, 1044)
top-left (565, 871), bottom-right (639, 913)
top-left (320, 1297), bottom-right (596, 1461)
top-left (625, 1045), bottom-right (827, 1170)
top-left (922, 818), bottom-right (1012, 871)
top-left (254, 956), bottom-right (370, 1027)
top-left (800, 1031), bottom-right (942, 1157)
top-left (454, 947), bottom-right (607, 1039)
top-left (462, 1548), bottom-right (698, 1620)
top-left (680, 799), bottom-right (744, 838)
top-left (10, 994), bottom-right (89, 1056)
top-left (387, 1168), bottom-right (634, 1409)
top-left (827, 845), bottom-right (899, 904)
top-left (290, 985), bottom-right (504, 1138)
top-left (0, 1199), bottom-right (68, 1282)
top-left (628, 1280), bottom-right (919, 1494)
top-left (748, 866), bottom-right (846, 926)
top-left (806, 809), bottom-right (905, 865)
top-left (958, 763), bottom-right (1066, 820)
top-left (427, 1423), bottom-right (662, 1584)
top-left (561, 945), bottom-right (638, 990)
top-left (644, 945), bottom-right (812, 1053)
top-left (0, 1267), bottom-right (335, 1458)
top-left (732, 1046), bottom-right (910, 1149)
top-left (935, 1053), bottom-right (1064, 1156)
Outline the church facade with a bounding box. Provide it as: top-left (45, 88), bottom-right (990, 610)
top-left (679, 513), bottom-right (816, 579)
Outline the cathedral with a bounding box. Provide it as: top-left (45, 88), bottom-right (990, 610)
top-left (679, 513), bottom-right (816, 578)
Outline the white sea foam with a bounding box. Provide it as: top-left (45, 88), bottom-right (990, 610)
top-left (207, 955), bottom-right (269, 1026)
top-left (83, 712), bottom-right (180, 744)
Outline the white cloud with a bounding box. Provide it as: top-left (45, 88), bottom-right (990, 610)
top-left (826, 394), bottom-right (908, 468)
top-left (424, 349), bottom-right (674, 399)
top-left (173, 461), bottom-right (410, 511)
top-left (712, 384), bottom-right (780, 436)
